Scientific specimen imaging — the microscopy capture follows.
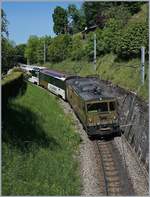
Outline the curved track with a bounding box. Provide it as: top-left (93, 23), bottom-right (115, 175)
top-left (94, 139), bottom-right (135, 196)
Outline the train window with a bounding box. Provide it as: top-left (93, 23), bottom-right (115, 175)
top-left (40, 74), bottom-right (65, 90)
top-left (31, 70), bottom-right (38, 77)
top-left (87, 102), bottom-right (108, 112)
top-left (109, 102), bottom-right (116, 111)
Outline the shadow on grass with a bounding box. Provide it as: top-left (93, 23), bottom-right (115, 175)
top-left (2, 103), bottom-right (60, 152)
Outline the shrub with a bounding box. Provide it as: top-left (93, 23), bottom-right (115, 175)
top-left (24, 36), bottom-right (39, 64)
top-left (85, 19), bottom-right (122, 60)
top-left (71, 34), bottom-right (86, 60)
top-left (47, 34), bottom-right (72, 63)
top-left (106, 5), bottom-right (131, 26)
top-left (2, 71), bottom-right (27, 112)
top-left (116, 21), bottom-right (148, 59)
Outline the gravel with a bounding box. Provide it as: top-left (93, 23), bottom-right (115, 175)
top-left (114, 136), bottom-right (149, 196)
top-left (59, 99), bottom-right (103, 195)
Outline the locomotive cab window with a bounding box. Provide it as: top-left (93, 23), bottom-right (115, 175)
top-left (109, 102), bottom-right (116, 111)
top-left (87, 102), bottom-right (108, 112)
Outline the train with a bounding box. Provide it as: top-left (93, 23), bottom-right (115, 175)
top-left (21, 65), bottom-right (121, 139)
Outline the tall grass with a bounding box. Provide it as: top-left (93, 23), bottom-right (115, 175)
top-left (44, 54), bottom-right (148, 101)
top-left (2, 84), bottom-right (81, 195)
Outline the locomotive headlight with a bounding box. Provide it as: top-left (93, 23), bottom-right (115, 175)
top-left (113, 116), bottom-right (117, 120)
top-left (89, 118), bottom-right (92, 122)
top-left (113, 116), bottom-right (118, 123)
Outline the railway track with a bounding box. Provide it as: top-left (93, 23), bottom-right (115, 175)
top-left (94, 139), bottom-right (135, 196)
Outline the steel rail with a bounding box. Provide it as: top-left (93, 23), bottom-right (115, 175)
top-left (95, 141), bottom-right (109, 196)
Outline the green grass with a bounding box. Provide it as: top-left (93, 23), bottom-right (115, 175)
top-left (44, 59), bottom-right (94, 76)
top-left (44, 53), bottom-right (148, 101)
top-left (128, 3), bottom-right (148, 24)
top-left (2, 83), bottom-right (81, 195)
top-left (2, 71), bottom-right (22, 85)
top-left (96, 54), bottom-right (148, 100)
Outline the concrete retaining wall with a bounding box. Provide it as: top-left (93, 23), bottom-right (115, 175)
top-left (97, 79), bottom-right (149, 172)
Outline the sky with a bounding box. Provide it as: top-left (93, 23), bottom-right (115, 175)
top-left (2, 1), bottom-right (83, 45)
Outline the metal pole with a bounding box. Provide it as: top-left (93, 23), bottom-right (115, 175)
top-left (44, 40), bottom-right (46, 64)
top-left (141, 46), bottom-right (145, 85)
top-left (94, 33), bottom-right (96, 71)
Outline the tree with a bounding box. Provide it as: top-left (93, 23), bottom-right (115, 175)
top-left (15, 44), bottom-right (27, 64)
top-left (71, 34), bottom-right (85, 60)
top-left (106, 5), bottom-right (131, 26)
top-left (116, 21), bottom-right (148, 59)
top-left (52, 6), bottom-right (68, 35)
top-left (82, 2), bottom-right (112, 28)
top-left (2, 39), bottom-right (17, 73)
top-left (1, 9), bottom-right (9, 38)
top-left (123, 2), bottom-right (143, 15)
top-left (35, 36), bottom-right (52, 64)
top-left (1, 9), bottom-right (17, 73)
top-left (67, 4), bottom-right (86, 34)
top-left (24, 36), bottom-right (39, 64)
top-left (47, 34), bottom-right (72, 63)
top-left (36, 37), bottom-right (45, 64)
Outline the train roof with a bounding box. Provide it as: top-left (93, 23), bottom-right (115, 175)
top-left (66, 77), bottom-right (115, 102)
top-left (40, 69), bottom-right (72, 81)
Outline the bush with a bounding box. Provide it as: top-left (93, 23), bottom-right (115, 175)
top-left (2, 71), bottom-right (27, 112)
top-left (24, 36), bottom-right (39, 64)
top-left (85, 19), bottom-right (122, 60)
top-left (71, 34), bottom-right (86, 60)
top-left (106, 5), bottom-right (131, 26)
top-left (99, 19), bottom-right (122, 54)
top-left (2, 38), bottom-right (17, 73)
top-left (47, 34), bottom-right (72, 63)
top-left (116, 21), bottom-right (148, 59)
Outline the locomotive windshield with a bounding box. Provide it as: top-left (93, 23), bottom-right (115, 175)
top-left (87, 101), bottom-right (116, 112)
top-left (87, 102), bottom-right (108, 112)
top-left (109, 101), bottom-right (116, 111)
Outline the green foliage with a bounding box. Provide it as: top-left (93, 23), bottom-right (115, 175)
top-left (15, 44), bottom-right (27, 64)
top-left (1, 9), bottom-right (9, 38)
top-left (2, 71), bottom-right (27, 111)
top-left (24, 36), bottom-right (39, 64)
top-left (84, 3), bottom-right (148, 60)
top-left (37, 36), bottom-right (51, 64)
top-left (116, 21), bottom-right (148, 59)
top-left (96, 54), bottom-right (148, 100)
top-left (53, 6), bottom-right (68, 35)
top-left (2, 38), bottom-right (17, 73)
top-left (48, 34), bottom-right (72, 63)
top-left (106, 5), bottom-right (131, 26)
top-left (24, 35), bottom-right (51, 65)
top-left (44, 59), bottom-right (94, 76)
top-left (123, 2), bottom-right (143, 15)
top-left (82, 2), bottom-right (112, 27)
top-left (85, 20), bottom-right (120, 60)
top-left (67, 4), bottom-right (86, 34)
top-left (36, 37), bottom-right (45, 64)
top-left (45, 54), bottom-right (148, 101)
top-left (128, 3), bottom-right (148, 25)
top-left (1, 10), bottom-right (17, 73)
top-left (2, 84), bottom-right (81, 195)
top-left (71, 34), bottom-right (86, 61)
